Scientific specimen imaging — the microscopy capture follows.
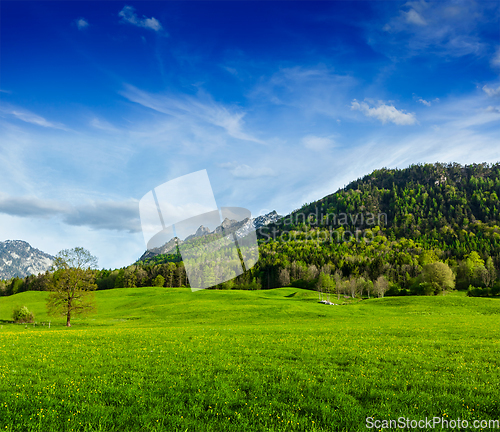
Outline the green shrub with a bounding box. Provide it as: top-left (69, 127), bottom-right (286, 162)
top-left (236, 278), bottom-right (262, 290)
top-left (220, 279), bottom-right (235, 290)
top-left (467, 285), bottom-right (490, 297)
top-left (12, 306), bottom-right (34, 323)
top-left (385, 284), bottom-right (402, 297)
top-left (153, 275), bottom-right (165, 287)
top-left (491, 282), bottom-right (500, 296)
top-left (410, 282), bottom-right (435, 296)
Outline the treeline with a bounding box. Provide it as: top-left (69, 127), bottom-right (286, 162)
top-left (246, 232), bottom-right (500, 297)
top-left (0, 259), bottom-right (262, 297)
top-left (0, 262), bottom-right (187, 296)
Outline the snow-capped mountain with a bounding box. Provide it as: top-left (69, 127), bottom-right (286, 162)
top-left (137, 210), bottom-right (281, 262)
top-left (184, 210), bottom-right (282, 241)
top-left (252, 210), bottom-right (281, 229)
top-left (234, 210), bottom-right (282, 238)
top-left (0, 240), bottom-right (54, 280)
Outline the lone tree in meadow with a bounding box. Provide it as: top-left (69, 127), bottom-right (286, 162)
top-left (47, 247), bottom-right (98, 327)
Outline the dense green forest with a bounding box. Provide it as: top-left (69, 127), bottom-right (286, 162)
top-left (2, 162), bottom-right (500, 298)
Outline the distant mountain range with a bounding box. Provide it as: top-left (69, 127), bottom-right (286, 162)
top-left (138, 210), bottom-right (281, 262)
top-left (0, 211), bottom-right (282, 277)
top-left (0, 240), bottom-right (54, 279)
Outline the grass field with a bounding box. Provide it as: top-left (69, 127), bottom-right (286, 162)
top-left (1, 288), bottom-right (499, 431)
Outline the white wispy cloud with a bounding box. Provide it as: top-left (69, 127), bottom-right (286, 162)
top-left (223, 66), bottom-right (239, 76)
top-left (251, 66), bottom-right (356, 118)
top-left (351, 100), bottom-right (417, 125)
top-left (119, 6), bottom-right (163, 32)
top-left (417, 98), bottom-right (431, 106)
top-left (76, 18), bottom-right (89, 30)
top-left (485, 106), bottom-right (500, 114)
top-left (483, 85), bottom-right (500, 97)
top-left (379, 0), bottom-right (494, 58)
top-left (120, 84), bottom-right (263, 143)
top-left (89, 117), bottom-right (121, 133)
top-left (302, 135), bottom-right (335, 151)
top-left (404, 8), bottom-right (427, 26)
top-left (219, 162), bottom-right (276, 179)
top-left (0, 106), bottom-right (68, 130)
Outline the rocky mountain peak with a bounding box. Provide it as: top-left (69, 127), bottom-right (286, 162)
top-left (137, 210), bottom-right (282, 263)
top-left (0, 240), bottom-right (54, 280)
top-left (252, 210), bottom-right (281, 228)
top-left (195, 226), bottom-right (211, 237)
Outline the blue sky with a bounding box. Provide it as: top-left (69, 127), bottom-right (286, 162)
top-left (1, 1), bottom-right (500, 268)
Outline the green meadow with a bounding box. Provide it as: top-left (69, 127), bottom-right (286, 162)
top-left (0, 288), bottom-right (499, 431)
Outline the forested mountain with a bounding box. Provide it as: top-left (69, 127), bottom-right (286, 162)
top-left (274, 162), bottom-right (500, 245)
top-left (263, 162), bottom-right (500, 254)
top-left (253, 162), bottom-right (500, 295)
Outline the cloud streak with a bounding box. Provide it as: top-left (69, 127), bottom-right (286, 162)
top-left (378, 1), bottom-right (495, 59)
top-left (417, 98), bottom-right (431, 107)
top-left (0, 106), bottom-right (68, 130)
top-left (302, 135), bottom-right (335, 151)
top-left (121, 84), bottom-right (263, 143)
top-left (250, 66), bottom-right (356, 119)
top-left (231, 165), bottom-right (276, 179)
top-left (219, 162), bottom-right (276, 179)
top-left (492, 48), bottom-right (500, 68)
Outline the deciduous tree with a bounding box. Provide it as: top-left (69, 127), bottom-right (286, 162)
top-left (421, 261), bottom-right (455, 295)
top-left (47, 247), bottom-right (98, 327)
top-left (374, 275), bottom-right (389, 298)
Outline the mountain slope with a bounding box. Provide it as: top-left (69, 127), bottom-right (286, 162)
top-left (268, 162), bottom-right (500, 246)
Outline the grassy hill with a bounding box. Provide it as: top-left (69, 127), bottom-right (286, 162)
top-left (1, 287), bottom-right (325, 327)
top-left (1, 289), bottom-right (499, 431)
top-left (3, 286), bottom-right (500, 328)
